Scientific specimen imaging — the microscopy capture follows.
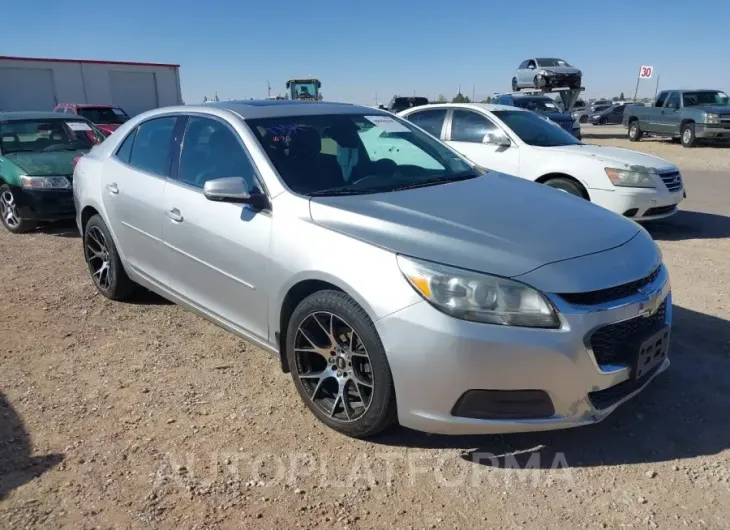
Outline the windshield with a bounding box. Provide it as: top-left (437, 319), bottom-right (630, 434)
top-left (536, 58), bottom-right (571, 67)
top-left (493, 110), bottom-right (582, 147)
top-left (248, 113), bottom-right (478, 196)
top-left (290, 81), bottom-right (318, 100)
top-left (682, 91), bottom-right (729, 107)
top-left (513, 98), bottom-right (562, 113)
top-left (78, 106), bottom-right (129, 124)
top-left (0, 119), bottom-right (104, 155)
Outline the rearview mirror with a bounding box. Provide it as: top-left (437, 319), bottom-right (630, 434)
top-left (204, 177), bottom-right (251, 202)
top-left (483, 131), bottom-right (511, 147)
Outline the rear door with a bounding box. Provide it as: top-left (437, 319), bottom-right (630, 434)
top-left (102, 115), bottom-right (179, 283)
top-left (446, 109), bottom-right (520, 176)
top-left (161, 115), bottom-right (271, 341)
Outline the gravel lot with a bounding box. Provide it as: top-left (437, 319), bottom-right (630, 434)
top-left (2, 131), bottom-right (729, 529)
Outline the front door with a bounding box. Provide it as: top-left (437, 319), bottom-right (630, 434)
top-left (446, 109), bottom-right (520, 176)
top-left (161, 115), bottom-right (271, 342)
top-left (101, 115), bottom-right (178, 282)
top-left (660, 92), bottom-right (682, 135)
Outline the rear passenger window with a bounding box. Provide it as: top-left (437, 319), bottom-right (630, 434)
top-left (178, 117), bottom-right (259, 190)
top-left (406, 109), bottom-right (447, 138)
top-left (115, 130), bottom-right (136, 163)
top-left (128, 117), bottom-right (177, 176)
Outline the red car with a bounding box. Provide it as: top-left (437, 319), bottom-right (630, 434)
top-left (53, 104), bottom-right (130, 136)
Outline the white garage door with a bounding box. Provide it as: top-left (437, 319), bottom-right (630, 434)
top-left (109, 71), bottom-right (158, 117)
top-left (0, 67), bottom-right (57, 111)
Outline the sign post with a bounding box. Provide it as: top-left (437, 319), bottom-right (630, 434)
top-left (634, 65), bottom-right (653, 101)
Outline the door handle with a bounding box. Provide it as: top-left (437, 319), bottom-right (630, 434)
top-left (166, 208), bottom-right (183, 222)
top-left (106, 183), bottom-right (119, 194)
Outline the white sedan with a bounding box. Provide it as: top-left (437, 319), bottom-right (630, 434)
top-left (398, 103), bottom-right (685, 221)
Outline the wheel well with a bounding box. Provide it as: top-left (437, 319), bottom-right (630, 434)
top-left (277, 280), bottom-right (343, 373)
top-left (535, 173), bottom-right (590, 200)
top-left (628, 116), bottom-right (639, 123)
top-left (680, 119), bottom-right (695, 130)
top-left (80, 206), bottom-right (99, 232)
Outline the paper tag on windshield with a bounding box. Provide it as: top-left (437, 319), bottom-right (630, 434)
top-left (364, 115), bottom-right (410, 133)
top-left (66, 121), bottom-right (92, 132)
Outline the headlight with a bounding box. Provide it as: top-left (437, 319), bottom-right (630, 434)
top-left (397, 255), bottom-right (560, 328)
top-left (604, 168), bottom-right (656, 188)
top-left (537, 69), bottom-right (552, 76)
top-left (20, 175), bottom-right (71, 189)
top-left (706, 113), bottom-right (719, 124)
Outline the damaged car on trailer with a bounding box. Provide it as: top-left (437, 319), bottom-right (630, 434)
top-left (513, 58), bottom-right (582, 91)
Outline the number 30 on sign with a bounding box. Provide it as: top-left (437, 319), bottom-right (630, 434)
top-left (639, 66), bottom-right (653, 79)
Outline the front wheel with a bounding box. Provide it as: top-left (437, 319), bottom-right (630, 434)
top-left (628, 121), bottom-right (642, 142)
top-left (579, 115), bottom-right (588, 124)
top-left (83, 214), bottom-right (136, 300)
top-left (286, 290), bottom-right (397, 438)
top-left (511, 77), bottom-right (518, 92)
top-left (681, 123), bottom-right (697, 148)
top-left (0, 184), bottom-right (36, 234)
top-left (545, 177), bottom-right (587, 199)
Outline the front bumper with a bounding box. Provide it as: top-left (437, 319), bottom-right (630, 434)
top-left (589, 185), bottom-right (685, 221)
top-left (537, 73), bottom-right (581, 88)
top-left (695, 124), bottom-right (730, 140)
top-left (11, 185), bottom-right (76, 222)
top-left (376, 268), bottom-right (671, 435)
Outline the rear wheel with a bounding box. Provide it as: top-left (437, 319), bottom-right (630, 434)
top-left (681, 123), bottom-right (697, 148)
top-left (83, 214), bottom-right (136, 300)
top-left (545, 177), bottom-right (587, 199)
top-left (628, 121), bottom-right (642, 142)
top-left (0, 184), bottom-right (36, 234)
top-left (286, 290), bottom-right (397, 438)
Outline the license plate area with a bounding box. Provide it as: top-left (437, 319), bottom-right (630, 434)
top-left (633, 326), bottom-right (670, 380)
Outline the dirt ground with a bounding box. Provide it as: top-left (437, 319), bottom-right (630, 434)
top-left (1, 132), bottom-right (730, 529)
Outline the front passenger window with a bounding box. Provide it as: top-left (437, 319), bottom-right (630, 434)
top-left (451, 110), bottom-right (498, 143)
top-left (178, 117), bottom-right (258, 191)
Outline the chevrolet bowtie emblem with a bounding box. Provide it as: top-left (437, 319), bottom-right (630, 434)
top-left (637, 286), bottom-right (661, 318)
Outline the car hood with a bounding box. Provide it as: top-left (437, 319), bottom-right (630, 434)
top-left (309, 172), bottom-right (640, 279)
top-left (3, 150), bottom-right (87, 176)
top-left (540, 112), bottom-right (573, 122)
top-left (541, 66), bottom-right (581, 75)
top-left (541, 144), bottom-right (676, 172)
top-left (691, 105), bottom-right (730, 115)
top-left (96, 123), bottom-right (121, 134)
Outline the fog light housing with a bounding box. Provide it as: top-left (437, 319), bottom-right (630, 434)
top-left (451, 389), bottom-right (555, 419)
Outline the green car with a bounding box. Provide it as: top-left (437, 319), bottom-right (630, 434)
top-left (0, 112), bottom-right (105, 233)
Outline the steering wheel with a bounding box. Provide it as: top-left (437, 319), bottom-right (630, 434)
top-left (349, 159), bottom-right (398, 186)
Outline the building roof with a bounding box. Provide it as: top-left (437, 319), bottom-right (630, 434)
top-left (0, 111), bottom-right (92, 122)
top-left (0, 55), bottom-right (179, 68)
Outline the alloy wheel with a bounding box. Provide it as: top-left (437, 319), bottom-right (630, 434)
top-left (0, 190), bottom-right (20, 229)
top-left (293, 311), bottom-right (374, 423)
top-left (683, 128), bottom-right (691, 144)
top-left (85, 225), bottom-right (114, 290)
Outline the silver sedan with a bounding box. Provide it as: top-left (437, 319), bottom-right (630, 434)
top-left (73, 101), bottom-right (671, 438)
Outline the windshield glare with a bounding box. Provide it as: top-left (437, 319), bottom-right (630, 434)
top-left (514, 98), bottom-right (561, 113)
top-left (0, 119), bottom-right (104, 154)
top-left (248, 114), bottom-right (477, 196)
top-left (683, 91), bottom-right (729, 107)
top-left (78, 107), bottom-right (129, 124)
top-left (493, 110), bottom-right (581, 147)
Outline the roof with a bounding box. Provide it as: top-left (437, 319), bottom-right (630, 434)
top-left (400, 103), bottom-right (524, 113)
top-left (0, 55), bottom-right (179, 68)
top-left (203, 100), bottom-right (381, 119)
top-left (57, 104), bottom-right (119, 109)
top-left (0, 111), bottom-right (93, 122)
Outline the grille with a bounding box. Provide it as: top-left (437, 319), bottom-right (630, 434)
top-left (559, 266), bottom-right (661, 306)
top-left (659, 170), bottom-right (682, 192)
top-left (557, 121), bottom-right (573, 132)
top-left (589, 300), bottom-right (667, 365)
top-left (645, 205), bottom-right (676, 217)
top-left (719, 115), bottom-right (730, 123)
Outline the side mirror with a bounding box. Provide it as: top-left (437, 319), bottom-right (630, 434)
top-left (483, 131), bottom-right (511, 147)
top-left (203, 176), bottom-right (270, 211)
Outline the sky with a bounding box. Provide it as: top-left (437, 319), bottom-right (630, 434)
top-left (2, 0), bottom-right (728, 105)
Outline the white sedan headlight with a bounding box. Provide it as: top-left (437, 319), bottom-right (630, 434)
top-left (604, 168), bottom-right (656, 188)
top-left (397, 255), bottom-right (560, 328)
top-left (20, 175), bottom-right (71, 189)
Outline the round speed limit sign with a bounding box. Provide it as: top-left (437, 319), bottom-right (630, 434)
top-left (639, 66), bottom-right (653, 79)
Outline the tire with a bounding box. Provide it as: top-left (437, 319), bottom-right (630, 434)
top-left (511, 77), bottom-right (518, 92)
top-left (628, 120), bottom-right (642, 142)
top-left (0, 184), bottom-right (36, 234)
top-left (579, 115), bottom-right (588, 124)
top-left (545, 177), bottom-right (587, 199)
top-left (533, 75), bottom-right (541, 89)
top-left (598, 117), bottom-right (607, 125)
top-left (83, 214), bottom-right (136, 300)
top-left (681, 123), bottom-right (697, 148)
top-left (286, 290), bottom-right (397, 438)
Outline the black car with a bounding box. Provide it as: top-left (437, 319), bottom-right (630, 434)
top-left (494, 94), bottom-right (581, 139)
top-left (590, 104), bottom-right (630, 125)
top-left (388, 96), bottom-right (429, 113)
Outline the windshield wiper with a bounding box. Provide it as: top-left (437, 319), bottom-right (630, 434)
top-left (387, 172), bottom-right (480, 192)
top-left (308, 186), bottom-right (383, 197)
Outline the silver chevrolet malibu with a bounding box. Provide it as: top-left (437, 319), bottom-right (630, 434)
top-left (73, 101), bottom-right (671, 438)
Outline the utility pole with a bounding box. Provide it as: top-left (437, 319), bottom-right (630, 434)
top-left (654, 75), bottom-right (660, 99)
top-left (472, 84), bottom-right (475, 102)
top-left (632, 66), bottom-right (641, 101)
top-left (267, 81), bottom-right (271, 98)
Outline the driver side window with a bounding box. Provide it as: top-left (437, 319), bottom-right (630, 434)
top-left (178, 117), bottom-right (258, 191)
